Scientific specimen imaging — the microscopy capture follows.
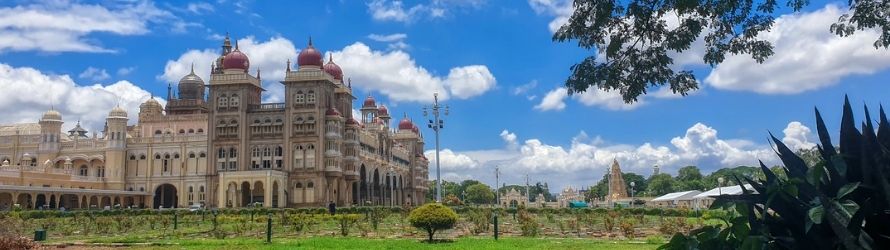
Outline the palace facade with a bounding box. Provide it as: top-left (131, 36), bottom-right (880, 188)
top-left (0, 35), bottom-right (430, 210)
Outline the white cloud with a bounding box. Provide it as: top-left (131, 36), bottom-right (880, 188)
top-left (705, 5), bottom-right (890, 94)
top-left (116, 66), bottom-right (136, 76)
top-left (512, 80), bottom-right (537, 95)
top-left (161, 36), bottom-right (298, 102)
top-left (78, 67), bottom-right (110, 81)
top-left (574, 88), bottom-right (644, 110)
top-left (0, 1), bottom-right (186, 53)
top-left (424, 149), bottom-right (480, 170)
top-left (331, 42), bottom-right (496, 102)
top-left (367, 33), bottom-right (408, 42)
top-left (186, 2), bottom-right (215, 14)
top-left (0, 63), bottom-right (159, 132)
top-left (527, 0), bottom-right (572, 33)
top-left (534, 87), bottom-right (567, 111)
top-left (431, 121), bottom-right (819, 190)
top-left (782, 121), bottom-right (816, 151)
top-left (367, 0), bottom-right (486, 23)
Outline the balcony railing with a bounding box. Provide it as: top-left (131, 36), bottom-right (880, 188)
top-left (248, 103), bottom-right (286, 112)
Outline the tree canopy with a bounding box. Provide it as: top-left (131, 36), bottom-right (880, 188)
top-left (553, 0), bottom-right (890, 102)
top-left (465, 183), bottom-right (496, 205)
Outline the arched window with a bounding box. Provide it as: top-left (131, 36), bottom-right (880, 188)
top-left (155, 154), bottom-right (161, 160)
top-left (154, 130), bottom-right (162, 135)
top-left (129, 155), bottom-right (136, 160)
top-left (197, 128), bottom-right (204, 133)
top-left (178, 129), bottom-right (185, 134)
top-left (295, 182), bottom-right (303, 188)
top-left (174, 153), bottom-right (180, 159)
top-left (307, 182), bottom-right (314, 188)
top-left (79, 165), bottom-right (88, 176)
top-left (189, 153), bottom-right (196, 158)
top-left (218, 148), bottom-right (226, 159)
top-left (199, 152), bottom-right (206, 158)
top-left (293, 145), bottom-right (304, 169)
top-left (275, 146), bottom-right (283, 157)
top-left (140, 154), bottom-right (146, 160)
top-left (96, 167), bottom-right (105, 177)
top-left (305, 144), bottom-right (316, 169)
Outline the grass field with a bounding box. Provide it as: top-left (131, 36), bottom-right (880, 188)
top-left (65, 237), bottom-right (661, 250)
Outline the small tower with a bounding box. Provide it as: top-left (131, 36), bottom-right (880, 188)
top-left (104, 106), bottom-right (128, 188)
top-left (653, 165), bottom-right (660, 176)
top-left (360, 95), bottom-right (378, 124)
top-left (607, 159), bottom-right (628, 201)
top-left (38, 108), bottom-right (63, 166)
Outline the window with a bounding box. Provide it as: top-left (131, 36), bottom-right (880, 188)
top-left (307, 90), bottom-right (316, 103)
top-left (140, 154), bottom-right (146, 160)
top-left (189, 153), bottom-right (196, 158)
top-left (155, 154), bottom-right (161, 160)
top-left (97, 167), bottom-right (105, 177)
top-left (305, 144), bottom-right (316, 169)
top-left (275, 146), bottom-right (283, 157)
top-left (307, 182), bottom-right (314, 188)
top-left (188, 129), bottom-right (195, 134)
top-left (294, 91), bottom-right (305, 104)
top-left (154, 130), bottom-right (162, 135)
top-left (229, 148), bottom-right (237, 158)
top-left (293, 145), bottom-right (304, 169)
top-left (129, 155), bottom-right (136, 160)
top-left (230, 94), bottom-right (240, 107)
top-left (79, 166), bottom-right (88, 176)
top-left (199, 152), bottom-right (206, 158)
top-left (228, 161), bottom-right (236, 170)
top-left (174, 153), bottom-right (180, 159)
top-left (218, 148), bottom-right (226, 159)
top-left (179, 129), bottom-right (185, 134)
top-left (218, 94), bottom-right (228, 107)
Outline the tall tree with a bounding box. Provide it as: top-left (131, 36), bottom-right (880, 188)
top-left (553, 0), bottom-right (890, 103)
top-left (465, 183), bottom-right (496, 205)
top-left (647, 173), bottom-right (675, 196)
top-left (675, 165), bottom-right (705, 190)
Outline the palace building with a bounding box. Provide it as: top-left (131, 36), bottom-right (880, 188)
top-left (0, 35), bottom-right (430, 210)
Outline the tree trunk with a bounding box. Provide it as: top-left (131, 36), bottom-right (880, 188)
top-left (427, 228), bottom-right (434, 242)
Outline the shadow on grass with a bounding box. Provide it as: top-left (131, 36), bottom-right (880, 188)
top-left (418, 239), bottom-right (455, 244)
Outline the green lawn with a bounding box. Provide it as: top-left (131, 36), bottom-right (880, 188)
top-left (92, 237), bottom-right (659, 250)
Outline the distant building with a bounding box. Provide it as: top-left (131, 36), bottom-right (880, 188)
top-left (607, 159), bottom-right (628, 201)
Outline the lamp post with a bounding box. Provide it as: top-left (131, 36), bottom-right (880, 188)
top-left (718, 177), bottom-right (725, 196)
top-left (495, 166), bottom-right (500, 207)
top-left (630, 181), bottom-right (635, 208)
top-left (423, 92), bottom-right (448, 203)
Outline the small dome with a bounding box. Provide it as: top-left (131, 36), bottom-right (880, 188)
top-left (346, 118), bottom-right (360, 126)
top-left (325, 107), bottom-right (341, 116)
top-left (297, 38), bottom-right (323, 67)
top-left (41, 109), bottom-right (62, 121)
top-left (109, 106), bottom-right (127, 118)
top-left (323, 54), bottom-right (343, 80)
top-left (377, 105), bottom-right (389, 116)
top-left (142, 98), bottom-right (161, 108)
top-left (411, 124), bottom-right (419, 134)
top-left (178, 65), bottom-right (205, 100)
top-left (363, 95), bottom-right (376, 108)
top-left (398, 117), bottom-right (413, 130)
top-left (222, 44), bottom-right (250, 70)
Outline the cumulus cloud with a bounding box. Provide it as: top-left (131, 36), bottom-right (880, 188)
top-left (705, 5), bottom-right (890, 94)
top-left (431, 121), bottom-right (814, 190)
top-left (0, 1), bottom-right (187, 53)
top-left (534, 87), bottom-right (568, 111)
top-left (782, 121), bottom-right (817, 151)
top-left (574, 88), bottom-right (644, 110)
top-left (424, 149), bottom-right (480, 170)
top-left (330, 42), bottom-right (496, 102)
top-left (161, 36), bottom-right (298, 102)
top-left (0, 63), bottom-right (159, 132)
top-left (78, 67), bottom-right (110, 81)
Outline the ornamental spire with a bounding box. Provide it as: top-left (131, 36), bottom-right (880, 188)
top-left (286, 59), bottom-right (291, 72)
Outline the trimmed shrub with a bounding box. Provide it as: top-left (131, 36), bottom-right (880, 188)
top-left (408, 203), bottom-right (458, 242)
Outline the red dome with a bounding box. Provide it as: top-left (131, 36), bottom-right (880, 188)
top-left (323, 55), bottom-right (343, 80)
top-left (222, 48), bottom-right (250, 70)
top-left (297, 38), bottom-right (323, 67)
top-left (325, 107), bottom-right (341, 116)
top-left (346, 118), bottom-right (359, 125)
top-left (363, 95), bottom-right (376, 107)
top-left (412, 124), bottom-right (419, 134)
top-left (398, 117), bottom-right (414, 130)
top-left (378, 105), bottom-right (389, 116)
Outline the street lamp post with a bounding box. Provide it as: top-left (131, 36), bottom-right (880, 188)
top-left (423, 92), bottom-right (448, 203)
top-left (718, 177), bottom-right (725, 196)
top-left (630, 181), bottom-right (635, 208)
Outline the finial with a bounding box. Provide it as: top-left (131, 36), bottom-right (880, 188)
top-left (286, 59), bottom-right (291, 72)
top-left (308, 36), bottom-right (313, 47)
top-left (190, 63), bottom-right (195, 74)
top-left (256, 68), bottom-right (261, 79)
top-left (328, 53), bottom-right (333, 63)
top-left (347, 78), bottom-right (352, 88)
top-left (235, 40), bottom-right (239, 50)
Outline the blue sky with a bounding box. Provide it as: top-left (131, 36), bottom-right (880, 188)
top-left (2, 0), bottom-right (889, 190)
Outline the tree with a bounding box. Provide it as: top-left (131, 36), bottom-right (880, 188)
top-left (675, 166), bottom-right (705, 191)
top-left (647, 173), bottom-right (675, 196)
top-left (408, 203), bottom-right (459, 242)
top-left (465, 183), bottom-right (495, 205)
top-left (553, 0), bottom-right (890, 103)
top-left (622, 173), bottom-right (647, 197)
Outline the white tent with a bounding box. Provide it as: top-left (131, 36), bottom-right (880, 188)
top-left (693, 184), bottom-right (756, 199)
top-left (649, 190), bottom-right (702, 209)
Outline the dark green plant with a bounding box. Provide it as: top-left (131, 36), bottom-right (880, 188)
top-left (366, 207), bottom-right (389, 230)
top-left (661, 97), bottom-right (890, 249)
top-left (408, 203), bottom-right (458, 242)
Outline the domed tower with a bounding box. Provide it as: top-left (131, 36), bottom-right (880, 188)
top-left (178, 64), bottom-right (205, 100)
top-left (297, 38), bottom-right (323, 69)
top-left (377, 105), bottom-right (391, 129)
top-left (104, 106), bottom-right (128, 187)
top-left (38, 108), bottom-right (63, 166)
top-left (139, 97), bottom-right (164, 121)
top-left (360, 95), bottom-right (378, 124)
top-left (213, 33), bottom-right (234, 73)
top-left (343, 117), bottom-right (361, 182)
top-left (323, 54), bottom-right (343, 82)
top-left (222, 41), bottom-right (250, 73)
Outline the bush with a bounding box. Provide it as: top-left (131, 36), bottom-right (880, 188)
top-left (619, 218), bottom-right (636, 239)
top-left (0, 234), bottom-right (38, 250)
top-left (366, 207), bottom-right (389, 230)
top-left (331, 214), bottom-right (362, 236)
top-left (466, 208), bottom-right (492, 234)
top-left (517, 208), bottom-right (539, 237)
top-left (408, 203), bottom-right (458, 242)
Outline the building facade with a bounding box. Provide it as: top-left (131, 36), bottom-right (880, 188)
top-left (0, 35), bottom-right (429, 210)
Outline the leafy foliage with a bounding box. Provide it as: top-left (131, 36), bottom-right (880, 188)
top-left (465, 183), bottom-right (496, 205)
top-left (553, 0), bottom-right (890, 103)
top-left (408, 203), bottom-right (458, 242)
top-left (661, 97), bottom-right (890, 249)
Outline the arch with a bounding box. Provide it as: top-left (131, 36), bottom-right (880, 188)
top-left (272, 181), bottom-right (280, 208)
top-left (153, 184), bottom-right (178, 209)
top-left (178, 129), bottom-right (185, 134)
top-left (188, 129), bottom-right (195, 134)
top-left (197, 128), bottom-right (204, 133)
top-left (252, 181), bottom-right (265, 206)
top-left (241, 181), bottom-right (251, 207)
